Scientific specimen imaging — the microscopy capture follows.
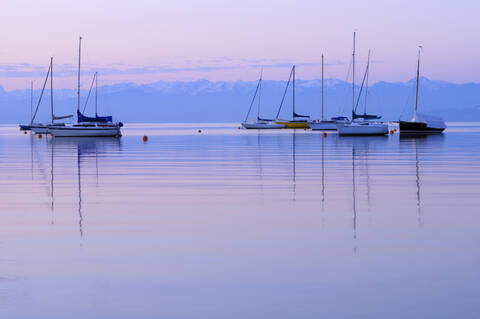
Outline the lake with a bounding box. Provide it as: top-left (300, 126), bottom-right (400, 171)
top-left (0, 123), bottom-right (479, 318)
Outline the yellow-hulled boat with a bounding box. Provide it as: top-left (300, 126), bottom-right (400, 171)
top-left (275, 119), bottom-right (309, 128)
top-left (274, 65), bottom-right (310, 129)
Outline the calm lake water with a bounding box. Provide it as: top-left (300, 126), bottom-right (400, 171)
top-left (0, 123), bottom-right (479, 318)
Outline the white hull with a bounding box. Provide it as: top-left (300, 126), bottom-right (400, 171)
top-left (50, 126), bottom-right (121, 137)
top-left (308, 121), bottom-right (337, 130)
top-left (337, 122), bottom-right (388, 136)
top-left (242, 122), bottom-right (286, 129)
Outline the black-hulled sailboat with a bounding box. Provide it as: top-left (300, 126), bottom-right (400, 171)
top-left (399, 47), bottom-right (446, 134)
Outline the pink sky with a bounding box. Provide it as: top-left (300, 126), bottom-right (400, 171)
top-left (0, 0), bottom-right (479, 90)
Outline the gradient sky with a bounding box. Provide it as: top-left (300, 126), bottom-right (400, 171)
top-left (0, 0), bottom-right (479, 89)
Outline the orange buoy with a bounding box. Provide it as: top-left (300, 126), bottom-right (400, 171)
top-left (50, 133), bottom-right (53, 137)
top-left (198, 129), bottom-right (202, 133)
top-left (389, 130), bottom-right (394, 134)
top-left (322, 132), bottom-right (327, 138)
top-left (142, 135), bottom-right (148, 142)
top-left (37, 134), bottom-right (42, 139)
top-left (23, 131), bottom-right (27, 134)
top-left (304, 128), bottom-right (307, 131)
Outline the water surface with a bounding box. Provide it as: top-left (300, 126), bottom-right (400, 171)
top-left (0, 123), bottom-right (479, 318)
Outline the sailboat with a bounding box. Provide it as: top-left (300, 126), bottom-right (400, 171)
top-left (399, 47), bottom-right (446, 134)
top-left (49, 37), bottom-right (122, 137)
top-left (241, 69), bottom-right (285, 129)
top-left (308, 55), bottom-right (347, 130)
top-left (337, 33), bottom-right (388, 136)
top-left (30, 57), bottom-right (73, 134)
top-left (275, 65), bottom-right (310, 128)
top-left (19, 81), bottom-right (36, 131)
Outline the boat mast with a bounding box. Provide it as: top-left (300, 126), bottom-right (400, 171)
top-left (321, 54), bottom-right (324, 121)
top-left (50, 57), bottom-right (54, 124)
top-left (77, 36), bottom-right (82, 112)
top-left (95, 72), bottom-right (98, 116)
top-left (257, 67), bottom-right (263, 119)
top-left (293, 65), bottom-right (296, 119)
top-left (414, 47), bottom-right (421, 117)
top-left (30, 80), bottom-right (33, 122)
top-left (352, 32), bottom-right (356, 115)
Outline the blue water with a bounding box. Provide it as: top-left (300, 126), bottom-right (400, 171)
top-left (0, 123), bottom-right (479, 318)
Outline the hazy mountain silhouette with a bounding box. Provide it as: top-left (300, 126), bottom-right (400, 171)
top-left (2, 77), bottom-right (479, 124)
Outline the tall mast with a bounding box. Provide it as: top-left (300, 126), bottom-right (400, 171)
top-left (50, 57), bottom-right (54, 123)
top-left (95, 72), bottom-right (98, 116)
top-left (415, 47), bottom-right (421, 116)
top-left (257, 67), bottom-right (263, 119)
top-left (293, 65), bottom-right (296, 119)
top-left (77, 36), bottom-right (82, 112)
top-left (352, 32), bottom-right (356, 113)
top-left (321, 54), bottom-right (324, 121)
top-left (30, 80), bottom-right (33, 122)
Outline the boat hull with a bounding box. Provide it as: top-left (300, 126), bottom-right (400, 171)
top-left (50, 126), bottom-right (122, 137)
top-left (399, 121), bottom-right (445, 134)
top-left (308, 121), bottom-right (337, 130)
top-left (31, 125), bottom-right (50, 134)
top-left (337, 122), bottom-right (388, 136)
top-left (19, 124), bottom-right (32, 131)
top-left (275, 121), bottom-right (309, 129)
top-left (242, 122), bottom-right (286, 129)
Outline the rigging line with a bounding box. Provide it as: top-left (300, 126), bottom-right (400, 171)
top-left (364, 50), bottom-right (370, 115)
top-left (340, 59), bottom-right (353, 116)
top-left (30, 63), bottom-right (52, 125)
top-left (243, 75), bottom-right (261, 122)
top-left (354, 59), bottom-right (369, 113)
top-left (275, 66), bottom-right (294, 119)
top-left (82, 73), bottom-right (97, 114)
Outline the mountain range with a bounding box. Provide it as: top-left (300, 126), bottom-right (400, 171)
top-left (1, 77), bottom-right (479, 124)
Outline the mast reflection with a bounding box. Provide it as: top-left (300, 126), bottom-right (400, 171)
top-left (48, 137), bottom-right (122, 237)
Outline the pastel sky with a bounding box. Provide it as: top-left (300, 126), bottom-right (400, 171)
top-left (0, 0), bottom-right (478, 89)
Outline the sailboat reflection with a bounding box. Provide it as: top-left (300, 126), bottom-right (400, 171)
top-left (399, 134), bottom-right (444, 225)
top-left (48, 137), bottom-right (122, 236)
top-left (346, 136), bottom-right (388, 250)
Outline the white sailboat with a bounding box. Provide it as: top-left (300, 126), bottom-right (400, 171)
top-left (30, 57), bottom-right (73, 134)
top-left (49, 37), bottom-right (122, 138)
top-left (399, 47), bottom-right (446, 134)
top-left (241, 68), bottom-right (286, 129)
top-left (308, 55), bottom-right (340, 130)
top-left (337, 33), bottom-right (388, 136)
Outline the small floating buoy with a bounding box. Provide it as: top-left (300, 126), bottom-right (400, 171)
top-left (23, 131), bottom-right (27, 134)
top-left (304, 128), bottom-right (307, 131)
top-left (389, 130), bottom-right (394, 134)
top-left (50, 133), bottom-right (53, 137)
top-left (142, 135), bottom-right (148, 142)
top-left (198, 129), bottom-right (202, 133)
top-left (322, 132), bottom-right (327, 138)
top-left (37, 134), bottom-right (42, 139)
